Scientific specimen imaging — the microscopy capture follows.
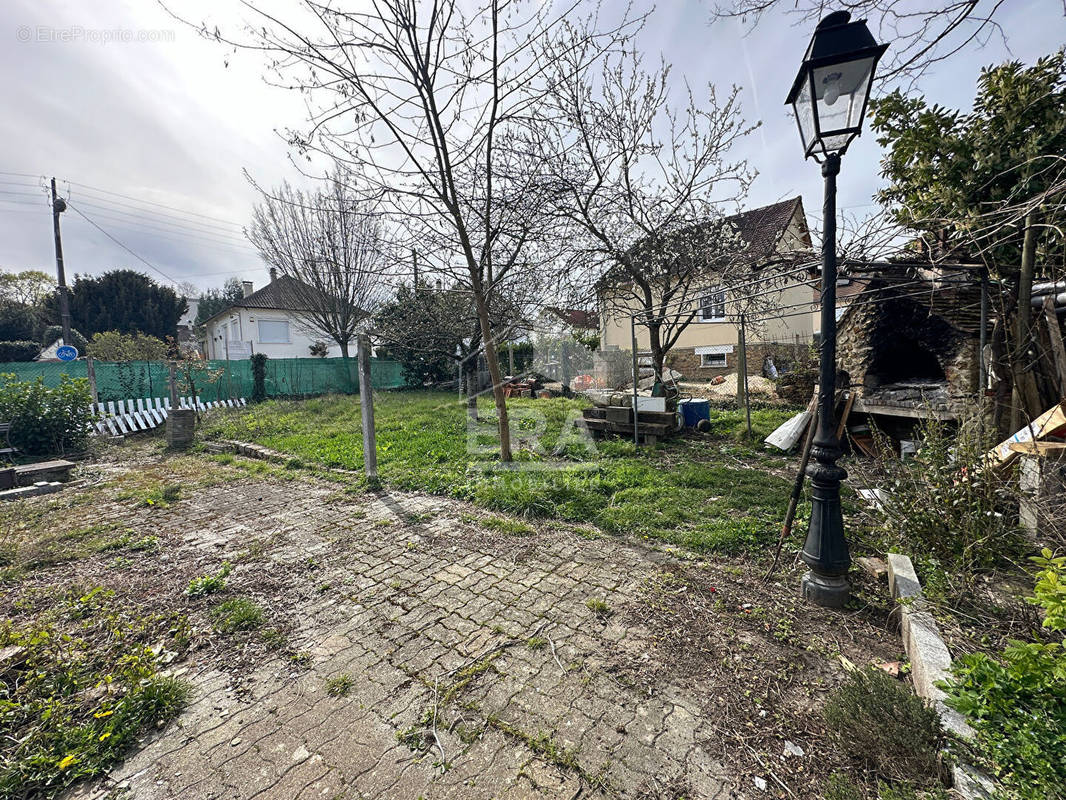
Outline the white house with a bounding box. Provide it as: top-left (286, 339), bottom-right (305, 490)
top-left (201, 271), bottom-right (347, 360)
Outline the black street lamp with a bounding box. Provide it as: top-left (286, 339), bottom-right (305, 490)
top-left (785, 11), bottom-right (886, 607)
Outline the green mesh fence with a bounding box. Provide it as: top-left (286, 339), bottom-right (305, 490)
top-left (0, 357), bottom-right (405, 403)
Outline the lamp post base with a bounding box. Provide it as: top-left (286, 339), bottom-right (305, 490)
top-left (801, 570), bottom-right (850, 608)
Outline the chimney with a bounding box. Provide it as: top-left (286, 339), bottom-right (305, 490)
top-left (242, 280), bottom-right (253, 298)
top-left (269, 267), bottom-right (278, 283)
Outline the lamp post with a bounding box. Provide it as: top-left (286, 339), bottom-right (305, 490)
top-left (785, 11), bottom-right (887, 607)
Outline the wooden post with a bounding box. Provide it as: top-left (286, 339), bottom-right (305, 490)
top-left (1012, 213), bottom-right (1040, 430)
top-left (357, 333), bottom-right (378, 484)
top-left (737, 313), bottom-right (750, 434)
top-left (86, 356), bottom-right (98, 405)
top-left (168, 361), bottom-right (179, 408)
top-left (1043, 294), bottom-right (1066, 396)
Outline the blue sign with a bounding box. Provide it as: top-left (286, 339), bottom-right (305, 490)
top-left (56, 345), bottom-right (78, 362)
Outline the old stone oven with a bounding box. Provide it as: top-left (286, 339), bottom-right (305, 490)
top-left (836, 278), bottom-right (982, 416)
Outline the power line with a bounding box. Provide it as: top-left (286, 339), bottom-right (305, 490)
top-left (67, 190), bottom-right (248, 236)
top-left (68, 203), bottom-right (259, 253)
top-left (66, 180), bottom-right (248, 228)
top-left (65, 201), bottom-right (185, 288)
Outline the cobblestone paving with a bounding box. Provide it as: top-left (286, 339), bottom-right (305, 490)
top-left (68, 475), bottom-right (760, 799)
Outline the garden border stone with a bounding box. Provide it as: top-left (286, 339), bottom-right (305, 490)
top-left (0, 480), bottom-right (64, 502)
top-left (886, 553), bottom-right (997, 800)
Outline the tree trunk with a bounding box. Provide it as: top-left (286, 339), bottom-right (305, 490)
top-left (338, 338), bottom-right (356, 391)
top-left (472, 290), bottom-right (512, 462)
top-left (646, 323), bottom-right (666, 382)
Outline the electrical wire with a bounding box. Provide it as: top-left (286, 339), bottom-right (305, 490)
top-left (67, 203), bottom-right (259, 253)
top-left (65, 201), bottom-right (187, 288)
top-left (65, 180), bottom-right (248, 228)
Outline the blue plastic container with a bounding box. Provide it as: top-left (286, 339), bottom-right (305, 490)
top-left (679, 398), bottom-right (710, 427)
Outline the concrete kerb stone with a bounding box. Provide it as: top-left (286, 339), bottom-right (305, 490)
top-left (0, 480), bottom-right (64, 502)
top-left (216, 439), bottom-right (289, 464)
top-left (886, 553), bottom-right (996, 800)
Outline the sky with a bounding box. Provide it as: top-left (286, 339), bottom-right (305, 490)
top-left (2, 0), bottom-right (1064, 296)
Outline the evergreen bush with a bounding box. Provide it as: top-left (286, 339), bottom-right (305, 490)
top-left (0, 373), bottom-right (93, 455)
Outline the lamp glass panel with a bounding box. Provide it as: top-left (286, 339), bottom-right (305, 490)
top-left (812, 56), bottom-right (874, 135)
top-left (792, 72), bottom-right (816, 151)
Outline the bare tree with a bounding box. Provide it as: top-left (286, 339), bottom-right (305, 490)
top-left (713, 0), bottom-right (1022, 87)
top-left (540, 42), bottom-right (759, 379)
top-left (173, 0), bottom-right (633, 462)
top-left (248, 171), bottom-right (388, 360)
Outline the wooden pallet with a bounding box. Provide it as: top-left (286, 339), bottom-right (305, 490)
top-left (578, 417), bottom-right (671, 445)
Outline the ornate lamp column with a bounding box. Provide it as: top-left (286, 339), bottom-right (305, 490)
top-left (784, 11), bottom-right (887, 607)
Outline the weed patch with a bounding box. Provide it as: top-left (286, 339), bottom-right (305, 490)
top-left (186, 562), bottom-right (233, 597)
top-left (210, 597), bottom-right (264, 633)
top-left (325, 673), bottom-right (355, 697)
top-left (0, 587), bottom-right (190, 798)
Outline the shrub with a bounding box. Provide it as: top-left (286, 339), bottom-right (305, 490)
top-left (0, 373), bottom-right (93, 456)
top-left (824, 667), bottom-right (942, 784)
top-left (309, 340), bottom-right (329, 358)
top-left (86, 331), bottom-right (168, 361)
top-left (41, 325), bottom-right (88, 353)
top-left (942, 550), bottom-right (1066, 800)
top-left (250, 353), bottom-right (267, 403)
top-left (0, 340), bottom-right (41, 362)
top-left (865, 412), bottom-right (1023, 589)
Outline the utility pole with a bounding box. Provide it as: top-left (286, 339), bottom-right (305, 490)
top-left (412, 249), bottom-right (419, 287)
top-left (50, 178), bottom-right (73, 346)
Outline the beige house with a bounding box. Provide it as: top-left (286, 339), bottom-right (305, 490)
top-left (598, 197), bottom-right (816, 379)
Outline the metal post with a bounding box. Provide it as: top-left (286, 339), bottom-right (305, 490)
top-left (799, 152), bottom-right (850, 608)
top-left (50, 178), bottom-right (73, 346)
top-left (978, 271), bottom-right (989, 391)
top-left (631, 316), bottom-right (639, 446)
top-left (358, 333), bottom-right (379, 484)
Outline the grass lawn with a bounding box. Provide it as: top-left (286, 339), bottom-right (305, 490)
top-left (201, 392), bottom-right (804, 555)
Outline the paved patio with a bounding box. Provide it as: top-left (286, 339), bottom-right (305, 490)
top-left (47, 458), bottom-right (895, 799)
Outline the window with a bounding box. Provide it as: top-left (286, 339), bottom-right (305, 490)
top-left (258, 319), bottom-right (290, 344)
top-left (700, 352), bottom-right (727, 368)
top-left (700, 288), bottom-right (726, 321)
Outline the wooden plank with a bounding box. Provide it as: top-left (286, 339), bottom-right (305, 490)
top-left (1009, 441), bottom-right (1066, 456)
top-left (105, 418), bottom-right (120, 436)
top-left (835, 392), bottom-right (856, 440)
top-left (1043, 295), bottom-right (1066, 395)
top-left (107, 401), bottom-right (117, 417)
top-left (112, 414), bottom-right (129, 435)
